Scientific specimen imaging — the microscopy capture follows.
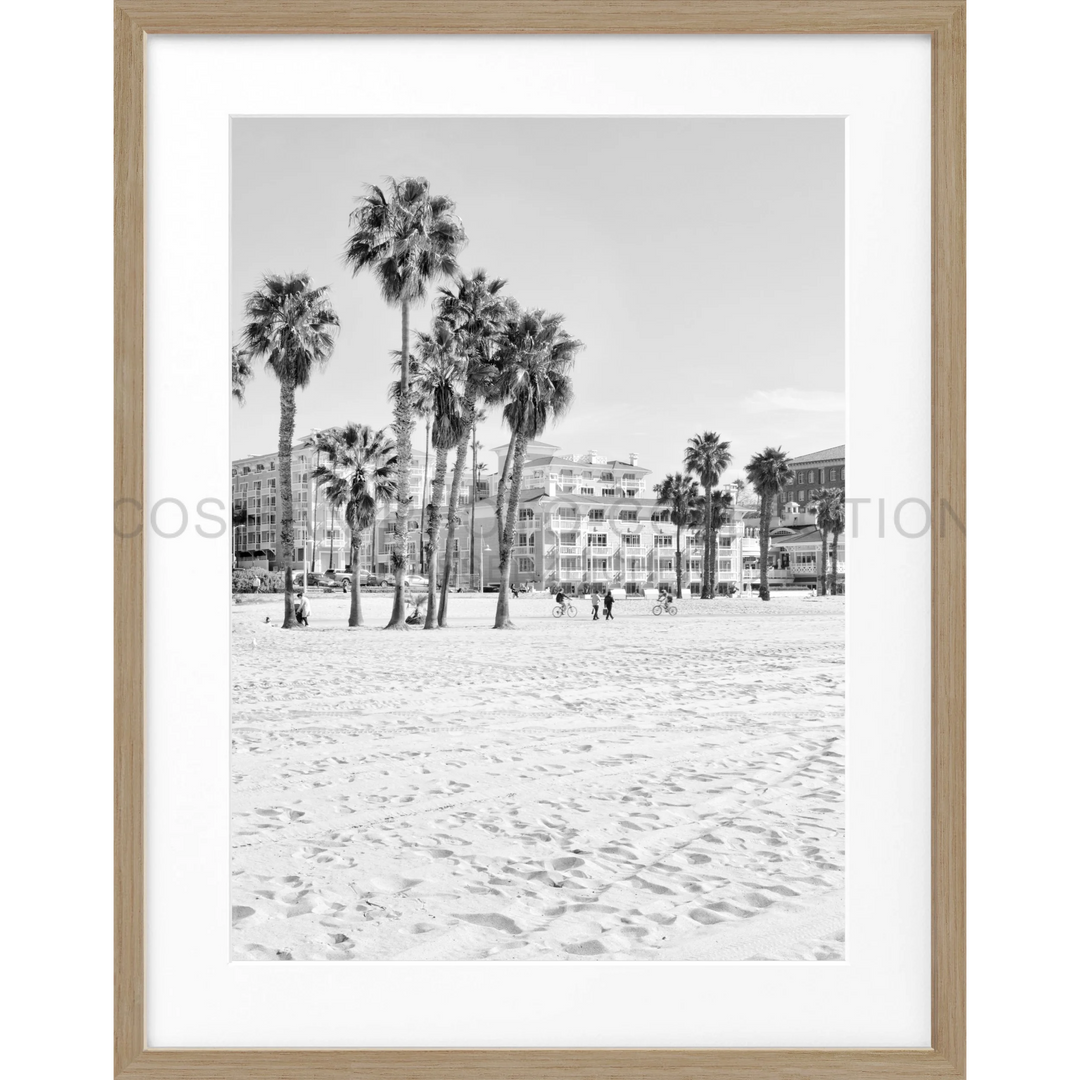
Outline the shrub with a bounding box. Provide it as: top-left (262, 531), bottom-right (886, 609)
top-left (232, 569), bottom-right (261, 594)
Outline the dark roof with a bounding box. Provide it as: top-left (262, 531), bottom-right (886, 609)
top-left (790, 445), bottom-right (845, 465)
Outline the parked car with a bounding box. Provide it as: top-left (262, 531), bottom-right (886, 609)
top-left (381, 574), bottom-right (429, 588)
top-left (323, 569), bottom-right (352, 588)
top-left (482, 582), bottom-right (501, 592)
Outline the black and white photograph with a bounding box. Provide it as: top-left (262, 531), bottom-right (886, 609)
top-left (229, 117), bottom-right (846, 962)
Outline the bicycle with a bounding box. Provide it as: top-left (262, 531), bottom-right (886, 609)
top-left (651, 600), bottom-right (678, 616)
top-left (552, 602), bottom-right (577, 618)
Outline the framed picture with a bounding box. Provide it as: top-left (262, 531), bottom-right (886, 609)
top-left (116, 1), bottom-right (964, 1076)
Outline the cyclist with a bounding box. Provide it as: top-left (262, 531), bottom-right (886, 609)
top-left (555, 587), bottom-right (568, 616)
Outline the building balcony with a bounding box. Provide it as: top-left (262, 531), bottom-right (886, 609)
top-left (623, 570), bottom-right (647, 581)
top-left (585, 544), bottom-right (611, 556)
top-left (559, 544), bottom-right (581, 555)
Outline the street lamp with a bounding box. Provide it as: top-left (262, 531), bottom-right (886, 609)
top-left (479, 536), bottom-right (492, 592)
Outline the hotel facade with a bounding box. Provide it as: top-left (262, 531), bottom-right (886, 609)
top-left (232, 440), bottom-right (844, 594)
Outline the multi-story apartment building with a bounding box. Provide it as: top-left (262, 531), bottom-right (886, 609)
top-left (781, 444), bottom-right (846, 509)
top-left (231, 440), bottom-right (490, 576)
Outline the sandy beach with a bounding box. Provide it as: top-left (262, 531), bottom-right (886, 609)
top-left (231, 591), bottom-right (845, 961)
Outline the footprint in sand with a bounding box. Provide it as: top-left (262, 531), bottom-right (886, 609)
top-left (453, 913), bottom-right (523, 934)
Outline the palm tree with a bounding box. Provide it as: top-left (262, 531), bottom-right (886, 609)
top-left (242, 274), bottom-right (339, 627)
top-left (408, 322), bottom-right (468, 628)
top-left (231, 344), bottom-right (253, 404)
top-left (653, 472), bottom-right (699, 599)
top-left (744, 447), bottom-right (794, 602)
top-left (492, 309), bottom-right (582, 628)
top-left (312, 424), bottom-right (397, 626)
top-left (344, 176), bottom-right (467, 628)
top-left (810, 487), bottom-right (840, 595)
top-left (684, 433), bottom-right (732, 598)
top-left (828, 496), bottom-right (846, 595)
top-left (433, 272), bottom-right (512, 625)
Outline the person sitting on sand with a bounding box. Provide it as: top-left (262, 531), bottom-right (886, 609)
top-left (294, 590), bottom-right (310, 627)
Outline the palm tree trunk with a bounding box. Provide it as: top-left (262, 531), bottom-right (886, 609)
top-left (494, 432), bottom-right (525, 628)
top-left (423, 447), bottom-right (450, 628)
top-left (493, 434), bottom-right (515, 570)
top-left (386, 302), bottom-right (412, 629)
top-left (348, 535), bottom-right (362, 626)
top-left (438, 393), bottom-right (476, 625)
top-left (310, 468), bottom-right (319, 573)
top-left (819, 524), bottom-right (828, 595)
top-left (278, 379), bottom-right (298, 628)
top-left (675, 521), bottom-right (683, 600)
top-left (703, 488), bottom-right (713, 597)
top-left (758, 490), bottom-right (771, 601)
top-left (419, 417), bottom-right (431, 573)
top-left (829, 527), bottom-right (839, 595)
top-left (469, 419), bottom-right (478, 588)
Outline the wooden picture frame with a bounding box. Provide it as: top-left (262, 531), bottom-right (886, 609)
top-left (115, 2), bottom-right (965, 1076)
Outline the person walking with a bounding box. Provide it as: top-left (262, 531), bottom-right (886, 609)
top-left (603, 589), bottom-right (615, 620)
top-left (591, 590), bottom-right (600, 620)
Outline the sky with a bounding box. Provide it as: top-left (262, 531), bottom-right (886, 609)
top-left (231, 117), bottom-right (844, 485)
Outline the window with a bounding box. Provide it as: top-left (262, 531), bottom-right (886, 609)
top-left (589, 508), bottom-right (605, 521)
top-left (600, 471), bottom-right (614, 482)
top-left (651, 510), bottom-right (670, 522)
top-left (798, 489), bottom-right (806, 503)
top-left (655, 535), bottom-right (673, 547)
top-left (587, 533), bottom-right (608, 547)
top-left (516, 532), bottom-right (533, 548)
top-left (829, 468), bottom-right (838, 482)
top-left (618, 510), bottom-right (638, 522)
top-left (517, 557), bottom-right (534, 573)
top-left (601, 488), bottom-right (616, 497)
top-left (518, 508), bottom-right (534, 522)
top-left (580, 486), bottom-right (594, 495)
top-left (797, 471), bottom-right (805, 483)
top-left (622, 534), bottom-right (641, 546)
top-left (268, 479), bottom-right (276, 490)
top-left (555, 508), bottom-right (577, 522)
top-left (717, 559), bottom-right (732, 572)
top-left (559, 532), bottom-right (579, 546)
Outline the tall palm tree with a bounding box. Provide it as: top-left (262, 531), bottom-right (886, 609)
top-left (492, 309), bottom-right (581, 628)
top-left (312, 424), bottom-right (397, 626)
top-left (407, 322), bottom-right (468, 627)
top-left (684, 433), bottom-right (732, 598)
top-left (231, 344), bottom-right (253, 404)
top-left (653, 472), bottom-right (699, 599)
top-left (433, 272), bottom-right (512, 625)
top-left (242, 274), bottom-right (339, 627)
top-left (810, 487), bottom-right (840, 595)
top-left (744, 447), bottom-right (794, 602)
top-left (344, 176), bottom-right (467, 628)
top-left (828, 496), bottom-right (846, 595)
